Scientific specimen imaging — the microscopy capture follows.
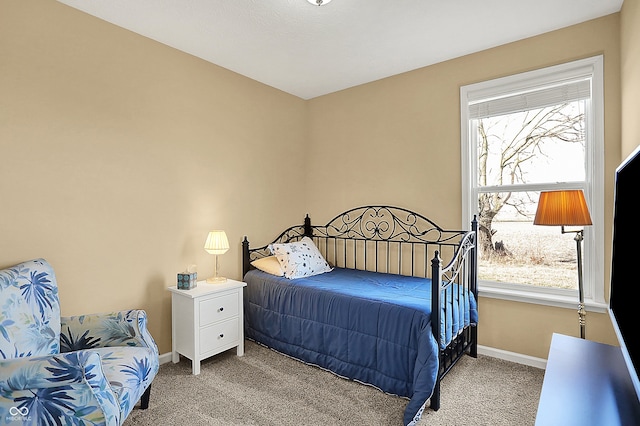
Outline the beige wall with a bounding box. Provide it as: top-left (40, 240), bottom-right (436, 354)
top-left (0, 0), bottom-right (307, 354)
top-left (1, 0), bottom-right (635, 361)
top-left (621, 0), bottom-right (640, 158)
top-left (307, 14), bottom-right (622, 358)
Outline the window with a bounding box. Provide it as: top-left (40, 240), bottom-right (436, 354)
top-left (460, 56), bottom-right (605, 310)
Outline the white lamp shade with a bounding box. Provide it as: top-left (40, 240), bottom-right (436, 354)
top-left (204, 230), bottom-right (229, 255)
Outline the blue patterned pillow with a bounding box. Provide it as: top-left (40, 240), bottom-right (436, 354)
top-left (269, 237), bottom-right (332, 279)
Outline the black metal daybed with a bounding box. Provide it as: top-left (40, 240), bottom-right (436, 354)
top-left (241, 205), bottom-right (478, 425)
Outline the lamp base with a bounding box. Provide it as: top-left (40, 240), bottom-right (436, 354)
top-left (578, 302), bottom-right (586, 339)
top-left (206, 276), bottom-right (227, 284)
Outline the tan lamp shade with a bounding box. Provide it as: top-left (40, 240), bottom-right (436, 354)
top-left (534, 190), bottom-right (593, 226)
top-left (204, 230), bottom-right (229, 255)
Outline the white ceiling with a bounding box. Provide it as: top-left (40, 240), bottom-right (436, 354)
top-left (56, 0), bottom-right (623, 100)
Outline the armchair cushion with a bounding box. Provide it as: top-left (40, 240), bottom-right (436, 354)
top-left (60, 310), bottom-right (158, 352)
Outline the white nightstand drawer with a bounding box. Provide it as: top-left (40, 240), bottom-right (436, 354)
top-left (199, 292), bottom-right (239, 326)
top-left (199, 318), bottom-right (239, 354)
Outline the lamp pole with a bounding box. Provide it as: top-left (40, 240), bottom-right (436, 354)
top-left (563, 226), bottom-right (586, 339)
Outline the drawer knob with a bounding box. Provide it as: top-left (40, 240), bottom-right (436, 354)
top-left (218, 307), bottom-right (224, 312)
top-left (219, 334), bottom-right (224, 339)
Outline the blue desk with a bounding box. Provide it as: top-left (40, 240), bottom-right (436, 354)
top-left (535, 333), bottom-right (640, 426)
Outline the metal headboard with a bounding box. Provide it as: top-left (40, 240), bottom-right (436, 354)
top-left (243, 205), bottom-right (476, 281)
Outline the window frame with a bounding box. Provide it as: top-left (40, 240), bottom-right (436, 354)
top-left (460, 56), bottom-right (606, 312)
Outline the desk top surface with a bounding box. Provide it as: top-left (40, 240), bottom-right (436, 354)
top-left (535, 333), bottom-right (640, 426)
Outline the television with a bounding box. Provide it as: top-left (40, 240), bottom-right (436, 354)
top-left (609, 144), bottom-right (640, 402)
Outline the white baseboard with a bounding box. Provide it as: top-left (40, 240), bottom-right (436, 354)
top-left (159, 352), bottom-right (173, 365)
top-left (159, 347), bottom-right (547, 370)
top-left (478, 345), bottom-right (547, 370)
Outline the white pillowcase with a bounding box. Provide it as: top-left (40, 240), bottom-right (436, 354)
top-left (251, 256), bottom-right (285, 277)
top-left (269, 237), bottom-right (332, 279)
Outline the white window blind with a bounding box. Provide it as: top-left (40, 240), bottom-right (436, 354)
top-left (469, 78), bottom-right (591, 119)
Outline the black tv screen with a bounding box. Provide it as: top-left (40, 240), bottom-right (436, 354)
top-left (609, 145), bottom-right (640, 401)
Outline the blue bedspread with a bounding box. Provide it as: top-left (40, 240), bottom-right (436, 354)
top-left (244, 267), bottom-right (478, 425)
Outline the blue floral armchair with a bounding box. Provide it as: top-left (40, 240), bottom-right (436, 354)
top-left (0, 259), bottom-right (159, 425)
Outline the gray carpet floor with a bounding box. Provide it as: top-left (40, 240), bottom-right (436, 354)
top-left (124, 340), bottom-right (544, 425)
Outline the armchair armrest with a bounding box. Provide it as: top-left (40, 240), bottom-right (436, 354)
top-left (60, 310), bottom-right (158, 354)
top-left (0, 351), bottom-right (120, 425)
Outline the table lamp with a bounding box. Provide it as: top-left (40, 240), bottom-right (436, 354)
top-left (534, 189), bottom-right (592, 339)
top-left (204, 230), bottom-right (229, 283)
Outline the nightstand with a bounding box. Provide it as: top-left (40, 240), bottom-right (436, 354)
top-left (168, 279), bottom-right (247, 375)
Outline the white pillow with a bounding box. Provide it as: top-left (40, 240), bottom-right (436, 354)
top-left (251, 256), bottom-right (284, 277)
top-left (269, 237), bottom-right (332, 279)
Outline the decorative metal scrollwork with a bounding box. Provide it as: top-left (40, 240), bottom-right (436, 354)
top-left (313, 206), bottom-right (463, 244)
top-left (440, 231), bottom-right (476, 287)
top-left (248, 225), bottom-right (306, 263)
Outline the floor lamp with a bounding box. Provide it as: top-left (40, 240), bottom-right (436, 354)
top-left (534, 190), bottom-right (592, 339)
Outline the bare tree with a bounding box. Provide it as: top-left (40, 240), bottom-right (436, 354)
top-left (477, 103), bottom-right (585, 258)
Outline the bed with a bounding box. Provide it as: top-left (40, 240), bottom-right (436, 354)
top-left (241, 206), bottom-right (478, 425)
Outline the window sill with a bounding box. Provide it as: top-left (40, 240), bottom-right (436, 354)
top-left (479, 284), bottom-right (608, 313)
